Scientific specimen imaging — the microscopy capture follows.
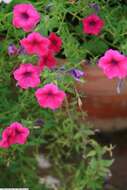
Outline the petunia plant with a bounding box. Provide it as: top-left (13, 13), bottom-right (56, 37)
top-left (1, 0), bottom-right (124, 189)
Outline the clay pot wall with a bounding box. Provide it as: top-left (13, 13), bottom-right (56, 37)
top-left (77, 64), bottom-right (127, 132)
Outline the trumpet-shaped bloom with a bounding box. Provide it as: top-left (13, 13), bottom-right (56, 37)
top-left (38, 51), bottom-right (57, 70)
top-left (0, 122), bottom-right (30, 148)
top-left (10, 122), bottom-right (30, 145)
top-left (13, 63), bottom-right (40, 89)
top-left (98, 49), bottom-right (127, 79)
top-left (82, 14), bottom-right (104, 35)
top-left (49, 32), bottom-right (62, 53)
top-left (35, 83), bottom-right (66, 110)
top-left (20, 32), bottom-right (50, 56)
top-left (13, 4), bottom-right (40, 32)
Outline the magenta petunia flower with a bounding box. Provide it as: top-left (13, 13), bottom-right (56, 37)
top-left (13, 63), bottom-right (41, 89)
top-left (0, 122), bottom-right (30, 148)
top-left (82, 14), bottom-right (104, 35)
top-left (49, 32), bottom-right (62, 53)
top-left (98, 49), bottom-right (127, 79)
top-left (13, 3), bottom-right (40, 32)
top-left (35, 83), bottom-right (66, 110)
top-left (9, 122), bottom-right (30, 145)
top-left (38, 51), bottom-right (57, 71)
top-left (20, 32), bottom-right (50, 56)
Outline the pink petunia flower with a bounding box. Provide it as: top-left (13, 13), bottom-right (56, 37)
top-left (20, 32), bottom-right (50, 56)
top-left (49, 32), bottom-right (62, 53)
top-left (9, 122), bottom-right (30, 145)
top-left (13, 63), bottom-right (41, 89)
top-left (35, 83), bottom-right (66, 110)
top-left (82, 14), bottom-right (104, 35)
top-left (98, 49), bottom-right (127, 79)
top-left (0, 122), bottom-right (30, 148)
top-left (38, 51), bottom-right (57, 71)
top-left (13, 4), bottom-right (40, 32)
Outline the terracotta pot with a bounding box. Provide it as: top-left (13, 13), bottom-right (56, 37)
top-left (77, 64), bottom-right (127, 132)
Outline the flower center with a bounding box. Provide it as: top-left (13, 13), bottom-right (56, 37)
top-left (21, 12), bottom-right (29, 20)
top-left (43, 56), bottom-right (49, 64)
top-left (15, 128), bottom-right (21, 135)
top-left (23, 71), bottom-right (32, 77)
top-left (89, 20), bottom-right (96, 26)
top-left (111, 59), bottom-right (118, 65)
top-left (46, 91), bottom-right (53, 96)
top-left (52, 39), bottom-right (57, 45)
top-left (7, 133), bottom-right (11, 139)
top-left (31, 39), bottom-right (39, 46)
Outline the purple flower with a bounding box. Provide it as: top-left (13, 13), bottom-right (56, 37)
top-left (34, 118), bottom-right (44, 127)
top-left (89, 3), bottom-right (100, 13)
top-left (69, 69), bottom-right (85, 81)
top-left (8, 44), bottom-right (18, 56)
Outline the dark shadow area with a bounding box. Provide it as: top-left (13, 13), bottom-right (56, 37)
top-left (95, 129), bottom-right (127, 190)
